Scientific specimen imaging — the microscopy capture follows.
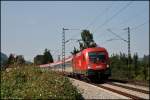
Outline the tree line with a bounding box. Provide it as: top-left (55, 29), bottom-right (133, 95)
top-left (34, 48), bottom-right (53, 65)
top-left (110, 52), bottom-right (149, 81)
top-left (5, 54), bottom-right (25, 68)
top-left (1, 48), bottom-right (54, 70)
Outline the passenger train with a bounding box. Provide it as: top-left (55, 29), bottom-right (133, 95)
top-left (40, 47), bottom-right (111, 80)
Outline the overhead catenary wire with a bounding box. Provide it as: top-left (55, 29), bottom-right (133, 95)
top-left (93, 1), bottom-right (133, 34)
top-left (65, 30), bottom-right (82, 45)
top-left (65, 1), bottom-right (133, 45)
top-left (103, 20), bottom-right (148, 45)
top-left (105, 20), bottom-right (149, 34)
top-left (112, 8), bottom-right (147, 29)
top-left (68, 3), bottom-right (114, 41)
top-left (103, 20), bottom-right (148, 46)
top-left (131, 21), bottom-right (149, 30)
top-left (107, 29), bottom-right (128, 42)
top-left (5, 2), bottom-right (147, 6)
top-left (85, 2), bottom-right (114, 30)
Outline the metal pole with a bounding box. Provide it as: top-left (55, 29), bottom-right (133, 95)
top-left (127, 27), bottom-right (131, 79)
top-left (62, 28), bottom-right (65, 72)
top-left (107, 28), bottom-right (131, 79)
top-left (62, 28), bottom-right (69, 72)
top-left (58, 55), bottom-right (61, 61)
top-left (123, 27), bottom-right (131, 79)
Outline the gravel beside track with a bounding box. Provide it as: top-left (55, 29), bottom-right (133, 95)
top-left (69, 78), bottom-right (130, 99)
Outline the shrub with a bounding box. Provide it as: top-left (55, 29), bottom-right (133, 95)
top-left (1, 66), bottom-right (83, 99)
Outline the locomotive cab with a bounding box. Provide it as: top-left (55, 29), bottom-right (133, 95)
top-left (86, 48), bottom-right (111, 80)
top-left (88, 51), bottom-right (108, 70)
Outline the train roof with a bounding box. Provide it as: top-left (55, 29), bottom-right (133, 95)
top-left (74, 47), bottom-right (107, 55)
top-left (82, 47), bottom-right (107, 52)
top-left (39, 56), bottom-right (72, 68)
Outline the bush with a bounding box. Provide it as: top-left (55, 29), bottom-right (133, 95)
top-left (1, 66), bottom-right (83, 99)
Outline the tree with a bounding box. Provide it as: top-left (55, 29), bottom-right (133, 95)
top-left (79, 41), bottom-right (85, 51)
top-left (34, 49), bottom-right (54, 65)
top-left (71, 30), bottom-right (97, 55)
top-left (43, 49), bottom-right (54, 64)
top-left (16, 55), bottom-right (25, 65)
top-left (133, 53), bottom-right (138, 77)
top-left (80, 30), bottom-right (97, 49)
top-left (7, 54), bottom-right (15, 67)
top-left (142, 55), bottom-right (149, 80)
top-left (1, 52), bottom-right (8, 69)
top-left (71, 47), bottom-right (79, 55)
top-left (34, 55), bottom-right (44, 65)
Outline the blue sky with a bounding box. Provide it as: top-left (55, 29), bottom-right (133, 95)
top-left (1, 1), bottom-right (149, 61)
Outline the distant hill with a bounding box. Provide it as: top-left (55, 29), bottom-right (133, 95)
top-left (1, 52), bottom-right (8, 67)
top-left (25, 60), bottom-right (33, 64)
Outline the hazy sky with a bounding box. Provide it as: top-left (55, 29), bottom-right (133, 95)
top-left (1, 1), bottom-right (149, 61)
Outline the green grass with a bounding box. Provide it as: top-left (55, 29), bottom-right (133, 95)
top-left (1, 66), bottom-right (83, 99)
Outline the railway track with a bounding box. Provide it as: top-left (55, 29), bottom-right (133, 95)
top-left (67, 75), bottom-right (149, 99)
top-left (105, 82), bottom-right (149, 94)
top-left (96, 84), bottom-right (149, 99)
top-left (108, 78), bottom-right (149, 87)
top-left (68, 76), bottom-right (149, 99)
top-left (96, 84), bottom-right (144, 99)
top-left (82, 79), bottom-right (149, 99)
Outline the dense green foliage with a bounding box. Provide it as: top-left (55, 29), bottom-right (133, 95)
top-left (110, 53), bottom-right (149, 81)
top-left (5, 54), bottom-right (25, 68)
top-left (71, 30), bottom-right (97, 55)
top-left (7, 54), bottom-right (16, 66)
top-left (1, 52), bottom-right (8, 68)
top-left (34, 55), bottom-right (44, 65)
top-left (43, 49), bottom-right (54, 64)
top-left (1, 66), bottom-right (83, 99)
top-left (71, 47), bottom-right (80, 55)
top-left (80, 30), bottom-right (97, 49)
top-left (15, 55), bottom-right (25, 65)
top-left (34, 48), bottom-right (54, 65)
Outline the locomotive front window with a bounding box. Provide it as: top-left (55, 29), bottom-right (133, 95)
top-left (88, 52), bottom-right (105, 63)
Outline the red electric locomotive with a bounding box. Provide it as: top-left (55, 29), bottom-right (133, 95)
top-left (72, 47), bottom-right (111, 80)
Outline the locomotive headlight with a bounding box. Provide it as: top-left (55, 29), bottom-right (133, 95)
top-left (88, 64), bottom-right (91, 69)
top-left (107, 64), bottom-right (109, 68)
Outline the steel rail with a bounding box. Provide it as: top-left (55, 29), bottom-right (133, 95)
top-left (106, 82), bottom-right (149, 94)
top-left (95, 84), bottom-right (145, 100)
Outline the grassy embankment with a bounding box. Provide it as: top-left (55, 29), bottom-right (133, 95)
top-left (1, 66), bottom-right (83, 99)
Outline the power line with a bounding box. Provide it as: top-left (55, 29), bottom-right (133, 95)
top-left (115, 8), bottom-right (147, 29)
top-left (107, 29), bottom-right (128, 42)
top-left (98, 20), bottom-right (149, 41)
top-left (67, 3), bottom-right (113, 41)
top-left (131, 21), bottom-right (149, 30)
top-left (93, 1), bottom-right (133, 33)
top-left (5, 2), bottom-right (147, 6)
top-left (65, 29), bottom-right (82, 45)
top-left (85, 3), bottom-right (113, 29)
